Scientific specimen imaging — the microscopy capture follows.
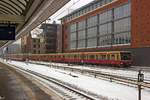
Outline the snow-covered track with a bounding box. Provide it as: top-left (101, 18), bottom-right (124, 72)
top-left (30, 61), bottom-right (150, 89)
top-left (8, 64), bottom-right (99, 100)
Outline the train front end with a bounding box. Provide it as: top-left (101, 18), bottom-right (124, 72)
top-left (119, 51), bottom-right (132, 67)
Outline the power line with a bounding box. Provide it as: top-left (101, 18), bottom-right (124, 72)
top-left (51, 0), bottom-right (81, 20)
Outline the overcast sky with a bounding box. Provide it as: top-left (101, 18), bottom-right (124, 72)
top-left (48, 0), bottom-right (94, 23)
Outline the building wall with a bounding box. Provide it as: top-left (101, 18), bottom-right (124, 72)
top-left (21, 33), bottom-right (44, 54)
top-left (21, 33), bottom-right (32, 53)
top-left (131, 0), bottom-right (150, 48)
top-left (31, 38), bottom-right (44, 54)
top-left (61, 0), bottom-right (150, 66)
top-left (40, 23), bottom-right (58, 53)
top-left (56, 25), bottom-right (63, 53)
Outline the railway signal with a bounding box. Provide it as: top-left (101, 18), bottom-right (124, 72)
top-left (138, 70), bottom-right (144, 100)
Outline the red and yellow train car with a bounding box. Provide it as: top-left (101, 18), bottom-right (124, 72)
top-left (6, 51), bottom-right (132, 67)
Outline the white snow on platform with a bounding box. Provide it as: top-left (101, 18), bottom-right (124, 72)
top-left (4, 60), bottom-right (150, 100)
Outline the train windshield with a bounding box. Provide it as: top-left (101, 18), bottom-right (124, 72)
top-left (120, 52), bottom-right (131, 60)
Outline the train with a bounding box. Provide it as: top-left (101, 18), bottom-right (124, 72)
top-left (6, 51), bottom-right (132, 67)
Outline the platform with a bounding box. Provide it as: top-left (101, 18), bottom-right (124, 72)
top-left (0, 62), bottom-right (53, 100)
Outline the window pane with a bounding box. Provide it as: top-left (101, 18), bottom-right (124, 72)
top-left (114, 3), bottom-right (131, 19)
top-left (70, 32), bottom-right (76, 41)
top-left (87, 37), bottom-right (97, 47)
top-left (70, 23), bottom-right (76, 32)
top-left (78, 30), bottom-right (86, 40)
top-left (70, 41), bottom-right (76, 49)
top-left (114, 32), bottom-right (131, 45)
top-left (87, 15), bottom-right (98, 27)
top-left (78, 20), bottom-right (86, 30)
top-left (78, 40), bottom-right (86, 48)
top-left (99, 23), bottom-right (112, 36)
top-left (99, 35), bottom-right (111, 46)
top-left (114, 18), bottom-right (131, 33)
top-left (99, 10), bottom-right (112, 24)
top-left (87, 27), bottom-right (97, 38)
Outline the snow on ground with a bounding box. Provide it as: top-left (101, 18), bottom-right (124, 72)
top-left (30, 61), bottom-right (150, 82)
top-left (4, 60), bottom-right (150, 100)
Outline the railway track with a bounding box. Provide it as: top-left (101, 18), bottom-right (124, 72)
top-left (5, 63), bottom-right (100, 100)
top-left (29, 61), bottom-right (150, 89)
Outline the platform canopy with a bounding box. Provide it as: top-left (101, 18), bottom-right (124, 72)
top-left (0, 0), bottom-right (70, 47)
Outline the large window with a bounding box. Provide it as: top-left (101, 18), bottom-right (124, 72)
top-left (78, 40), bottom-right (86, 48)
top-left (87, 37), bottom-right (97, 47)
top-left (114, 32), bottom-right (131, 45)
top-left (99, 22), bottom-right (112, 36)
top-left (87, 27), bottom-right (97, 38)
top-left (114, 3), bottom-right (131, 20)
top-left (78, 20), bottom-right (86, 30)
top-left (70, 32), bottom-right (77, 41)
top-left (99, 35), bottom-right (111, 46)
top-left (78, 30), bottom-right (86, 40)
top-left (87, 15), bottom-right (98, 27)
top-left (70, 41), bottom-right (76, 49)
top-left (114, 18), bottom-right (131, 33)
top-left (99, 10), bottom-right (112, 24)
top-left (70, 23), bottom-right (76, 32)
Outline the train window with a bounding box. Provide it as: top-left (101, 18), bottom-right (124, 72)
top-left (96, 55), bottom-right (99, 60)
top-left (89, 55), bottom-right (95, 59)
top-left (67, 55), bottom-right (69, 58)
top-left (107, 54), bottom-right (110, 60)
top-left (116, 54), bottom-right (119, 60)
top-left (111, 54), bottom-right (115, 60)
top-left (120, 52), bottom-right (131, 60)
top-left (81, 55), bottom-right (85, 59)
top-left (74, 55), bottom-right (77, 59)
top-left (101, 55), bottom-right (106, 60)
top-left (98, 55), bottom-right (102, 60)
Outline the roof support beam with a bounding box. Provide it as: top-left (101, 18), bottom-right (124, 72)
top-left (17, 0), bottom-right (70, 38)
top-left (0, 14), bottom-right (25, 23)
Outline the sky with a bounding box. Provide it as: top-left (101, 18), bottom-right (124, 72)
top-left (48, 0), bottom-right (95, 23)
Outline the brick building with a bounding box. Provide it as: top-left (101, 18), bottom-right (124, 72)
top-left (40, 23), bottom-right (58, 53)
top-left (21, 33), bottom-right (44, 54)
top-left (61, 0), bottom-right (150, 66)
top-left (21, 23), bottom-right (59, 54)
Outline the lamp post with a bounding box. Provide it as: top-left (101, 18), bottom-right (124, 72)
top-left (138, 70), bottom-right (144, 100)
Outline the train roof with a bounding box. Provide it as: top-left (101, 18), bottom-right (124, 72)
top-left (8, 51), bottom-right (131, 55)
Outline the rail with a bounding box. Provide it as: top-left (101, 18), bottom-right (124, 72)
top-left (29, 61), bottom-right (150, 89)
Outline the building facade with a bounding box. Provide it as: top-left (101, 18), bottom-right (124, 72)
top-left (21, 33), bottom-right (44, 54)
top-left (21, 23), bottom-right (59, 54)
top-left (21, 33), bottom-right (32, 54)
top-left (61, 0), bottom-right (150, 66)
top-left (40, 23), bottom-right (58, 53)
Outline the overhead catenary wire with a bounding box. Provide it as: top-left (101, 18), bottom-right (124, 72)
top-left (51, 0), bottom-right (81, 21)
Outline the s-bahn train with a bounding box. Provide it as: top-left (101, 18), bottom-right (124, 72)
top-left (6, 51), bottom-right (132, 67)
